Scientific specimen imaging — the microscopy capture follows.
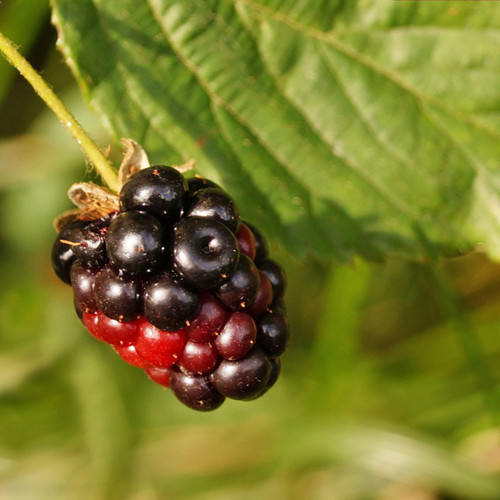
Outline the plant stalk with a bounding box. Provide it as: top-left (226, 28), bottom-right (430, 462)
top-left (0, 31), bottom-right (119, 192)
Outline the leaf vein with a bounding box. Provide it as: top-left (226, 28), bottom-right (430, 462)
top-left (234, 0), bottom-right (500, 144)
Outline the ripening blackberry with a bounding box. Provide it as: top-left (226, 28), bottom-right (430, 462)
top-left (52, 155), bottom-right (289, 412)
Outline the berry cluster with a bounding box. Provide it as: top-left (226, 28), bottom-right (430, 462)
top-left (51, 165), bottom-right (289, 411)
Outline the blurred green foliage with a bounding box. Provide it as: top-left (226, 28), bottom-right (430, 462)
top-left (0, 3), bottom-right (499, 500)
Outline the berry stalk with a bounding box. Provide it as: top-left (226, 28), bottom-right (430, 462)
top-left (0, 31), bottom-right (119, 192)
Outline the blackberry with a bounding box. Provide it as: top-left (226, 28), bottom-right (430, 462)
top-left (71, 261), bottom-right (98, 313)
top-left (143, 271), bottom-right (200, 331)
top-left (173, 217), bottom-right (239, 288)
top-left (145, 366), bottom-right (171, 387)
top-left (71, 217), bottom-right (110, 268)
top-left (115, 343), bottom-right (151, 369)
top-left (82, 311), bottom-right (101, 341)
top-left (186, 291), bottom-right (228, 342)
top-left (185, 188), bottom-right (240, 232)
top-left (94, 266), bottom-right (141, 322)
top-left (52, 157), bottom-right (289, 412)
top-left (52, 220), bottom-right (87, 284)
top-left (253, 358), bottom-right (281, 399)
top-left (236, 223), bottom-right (257, 261)
top-left (120, 165), bottom-right (188, 222)
top-left (179, 340), bottom-right (218, 374)
top-left (135, 319), bottom-right (187, 367)
top-left (214, 312), bottom-right (257, 361)
top-left (98, 314), bottom-right (141, 347)
top-left (170, 366), bottom-right (225, 411)
top-left (245, 221), bottom-right (268, 261)
top-left (187, 177), bottom-right (221, 194)
top-left (106, 211), bottom-right (166, 274)
top-left (84, 311), bottom-right (141, 346)
top-left (256, 311), bottom-right (290, 358)
top-left (266, 358), bottom-right (281, 391)
top-left (215, 254), bottom-right (260, 310)
top-left (258, 259), bottom-right (286, 301)
top-left (210, 347), bottom-right (272, 400)
top-left (248, 271), bottom-right (273, 317)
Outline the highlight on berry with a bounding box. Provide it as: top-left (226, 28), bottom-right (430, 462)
top-left (51, 141), bottom-right (289, 412)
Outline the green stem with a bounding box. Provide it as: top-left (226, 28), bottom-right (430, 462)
top-left (0, 31), bottom-right (119, 192)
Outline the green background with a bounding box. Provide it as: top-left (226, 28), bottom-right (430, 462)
top-left (0, 1), bottom-right (499, 499)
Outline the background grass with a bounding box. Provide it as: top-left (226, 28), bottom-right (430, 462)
top-left (0, 4), bottom-right (499, 500)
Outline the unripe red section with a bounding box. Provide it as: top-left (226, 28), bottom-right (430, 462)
top-left (83, 312), bottom-right (101, 341)
top-left (135, 320), bottom-right (187, 367)
top-left (114, 344), bottom-right (151, 369)
top-left (145, 366), bottom-right (171, 387)
top-left (98, 313), bottom-right (141, 346)
top-left (236, 223), bottom-right (256, 260)
top-left (186, 292), bottom-right (228, 342)
top-left (83, 311), bottom-right (141, 346)
top-left (179, 340), bottom-right (219, 374)
top-left (214, 312), bottom-right (257, 361)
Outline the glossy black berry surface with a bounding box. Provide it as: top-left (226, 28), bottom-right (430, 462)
top-left (106, 211), bottom-right (165, 274)
top-left (185, 188), bottom-right (240, 232)
top-left (256, 311), bottom-right (290, 358)
top-left (210, 347), bottom-right (272, 400)
top-left (143, 271), bottom-right (200, 331)
top-left (52, 164), bottom-right (288, 412)
top-left (70, 261), bottom-right (98, 313)
top-left (71, 221), bottom-right (109, 269)
top-left (173, 217), bottom-right (239, 289)
top-left (120, 165), bottom-right (188, 222)
top-left (94, 266), bottom-right (141, 322)
top-left (52, 220), bottom-right (86, 284)
top-left (169, 365), bottom-right (225, 411)
top-left (215, 254), bottom-right (260, 310)
top-left (258, 259), bottom-right (286, 301)
top-left (187, 177), bottom-right (221, 194)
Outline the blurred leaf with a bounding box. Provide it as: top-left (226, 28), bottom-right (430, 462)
top-left (50, 0), bottom-right (500, 260)
top-left (355, 302), bottom-right (500, 434)
top-left (277, 421), bottom-right (500, 500)
top-left (309, 258), bottom-right (371, 403)
top-left (0, 86), bottom-right (109, 188)
top-left (122, 416), bottom-right (500, 500)
top-left (70, 343), bottom-right (136, 500)
top-left (422, 254), bottom-right (500, 429)
top-left (0, 0), bottom-right (50, 106)
top-left (0, 449), bottom-right (84, 500)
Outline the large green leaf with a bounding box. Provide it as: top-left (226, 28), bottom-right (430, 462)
top-left (50, 0), bottom-right (500, 260)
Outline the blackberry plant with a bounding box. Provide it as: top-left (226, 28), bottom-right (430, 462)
top-left (0, 30), bottom-right (289, 412)
top-left (52, 158), bottom-right (289, 411)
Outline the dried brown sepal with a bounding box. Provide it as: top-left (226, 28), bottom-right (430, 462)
top-left (68, 182), bottom-right (119, 211)
top-left (117, 138), bottom-right (151, 189)
top-left (53, 209), bottom-right (82, 232)
top-left (53, 182), bottom-right (119, 232)
top-left (65, 181), bottom-right (119, 222)
top-left (53, 139), bottom-right (195, 233)
top-left (172, 159), bottom-right (196, 174)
